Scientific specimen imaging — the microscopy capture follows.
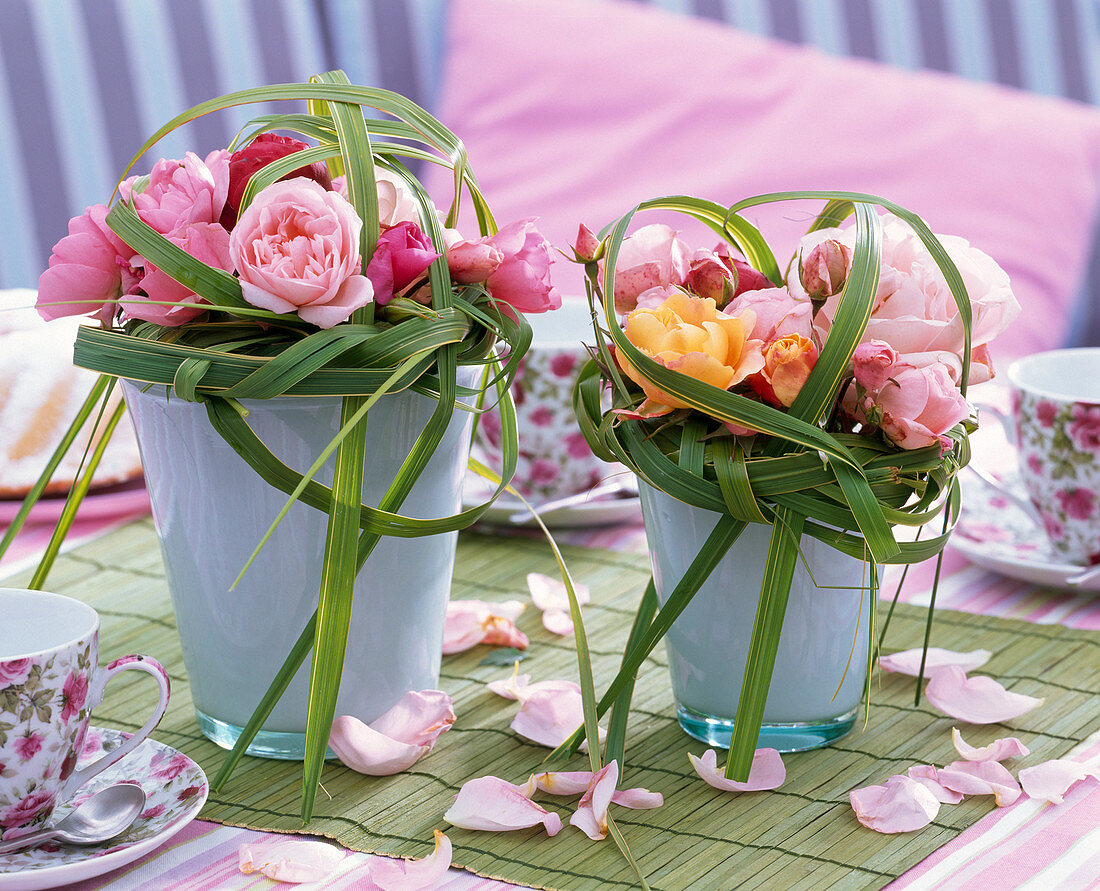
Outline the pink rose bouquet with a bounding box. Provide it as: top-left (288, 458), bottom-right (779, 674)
top-left (564, 193), bottom-right (1017, 784)
top-left (24, 72), bottom-right (559, 822)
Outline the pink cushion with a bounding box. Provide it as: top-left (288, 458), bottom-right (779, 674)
top-left (427, 0), bottom-right (1100, 366)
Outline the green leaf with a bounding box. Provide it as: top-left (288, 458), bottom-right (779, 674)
top-left (478, 648), bottom-right (529, 668)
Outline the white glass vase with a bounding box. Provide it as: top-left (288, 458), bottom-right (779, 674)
top-left (122, 374), bottom-right (475, 759)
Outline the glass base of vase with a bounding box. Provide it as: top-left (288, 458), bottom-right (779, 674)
top-left (675, 703), bottom-right (858, 752)
top-left (196, 709), bottom-right (336, 761)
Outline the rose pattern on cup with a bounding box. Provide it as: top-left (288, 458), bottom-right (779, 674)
top-left (1014, 391), bottom-right (1100, 565)
top-left (478, 347), bottom-right (609, 501)
top-left (0, 637), bottom-right (95, 839)
top-left (0, 728), bottom-right (207, 874)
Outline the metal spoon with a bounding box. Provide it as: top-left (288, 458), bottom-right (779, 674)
top-left (0, 784), bottom-right (147, 855)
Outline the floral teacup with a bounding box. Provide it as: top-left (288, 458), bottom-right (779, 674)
top-left (1002, 348), bottom-right (1100, 565)
top-left (477, 299), bottom-right (616, 503)
top-left (0, 589), bottom-right (170, 841)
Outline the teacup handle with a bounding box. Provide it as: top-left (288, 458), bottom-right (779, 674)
top-left (60, 655), bottom-right (171, 798)
top-left (968, 401), bottom-right (1039, 520)
top-left (976, 402), bottom-right (1015, 445)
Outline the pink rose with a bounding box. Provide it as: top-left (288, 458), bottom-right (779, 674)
top-left (331, 168), bottom-right (422, 229)
top-left (852, 340), bottom-right (901, 392)
top-left (484, 219), bottom-right (561, 314)
top-left (1036, 401), bottom-right (1059, 428)
top-left (1041, 512), bottom-right (1064, 541)
top-left (445, 229), bottom-right (504, 284)
top-left (799, 237), bottom-right (851, 301)
top-left (528, 406), bottom-right (553, 427)
top-left (608, 224), bottom-right (691, 313)
top-left (549, 354), bottom-right (577, 378)
top-left (1056, 488), bottom-right (1096, 520)
top-left (0, 790), bottom-right (55, 830)
top-left (364, 221), bottom-right (439, 306)
top-left (14, 734), bottom-right (42, 761)
top-left (121, 221), bottom-right (230, 327)
top-left (803, 215), bottom-right (1020, 384)
top-left (122, 150), bottom-right (230, 235)
top-left (37, 204), bottom-right (138, 323)
top-left (528, 459), bottom-right (560, 486)
top-left (221, 134), bottom-right (331, 229)
top-left (684, 248), bottom-right (737, 306)
top-left (0, 658), bottom-right (33, 688)
top-left (565, 432), bottom-right (591, 459)
top-left (151, 752), bottom-right (191, 780)
top-left (573, 223), bottom-right (601, 262)
top-left (1026, 453), bottom-right (1043, 475)
top-left (61, 671), bottom-right (89, 723)
top-left (725, 287), bottom-right (813, 346)
top-left (1066, 404), bottom-right (1100, 452)
top-left (230, 178), bottom-right (373, 329)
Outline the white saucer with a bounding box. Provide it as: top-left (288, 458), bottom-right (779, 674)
top-left (0, 728), bottom-right (208, 890)
top-left (0, 479), bottom-right (149, 525)
top-left (463, 479), bottom-right (642, 529)
top-left (952, 470), bottom-right (1100, 592)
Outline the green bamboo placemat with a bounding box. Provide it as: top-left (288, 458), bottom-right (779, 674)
top-left (4, 519), bottom-right (1097, 890)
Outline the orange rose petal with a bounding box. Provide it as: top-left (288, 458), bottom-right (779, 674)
top-left (951, 727), bottom-right (1030, 762)
top-left (369, 830), bottom-right (452, 891)
top-left (1018, 760), bottom-right (1099, 805)
top-left (850, 775), bottom-right (940, 833)
top-left (238, 840), bottom-right (344, 883)
top-left (688, 748), bottom-right (786, 792)
top-left (925, 666), bottom-right (1043, 724)
top-left (878, 647), bottom-right (992, 676)
top-left (937, 759), bottom-right (1022, 807)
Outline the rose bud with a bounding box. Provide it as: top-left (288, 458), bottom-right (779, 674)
top-left (573, 223), bottom-right (603, 262)
top-left (221, 133), bottom-right (333, 229)
top-left (799, 238), bottom-right (852, 303)
top-left (852, 340), bottom-right (901, 392)
top-left (713, 243), bottom-right (774, 299)
top-left (752, 334), bottom-right (819, 407)
top-left (685, 249), bottom-right (736, 307)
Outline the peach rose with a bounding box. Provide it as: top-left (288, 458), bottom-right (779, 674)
top-left (752, 334), bottom-right (818, 408)
top-left (621, 290), bottom-right (764, 415)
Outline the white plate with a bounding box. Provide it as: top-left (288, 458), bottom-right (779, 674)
top-left (463, 480), bottom-right (641, 529)
top-left (952, 470), bottom-right (1100, 592)
top-left (0, 728), bottom-right (208, 890)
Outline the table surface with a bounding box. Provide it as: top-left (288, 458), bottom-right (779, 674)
top-left (2, 437), bottom-right (1098, 891)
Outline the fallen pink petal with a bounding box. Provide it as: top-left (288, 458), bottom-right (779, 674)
top-left (850, 775), bottom-right (941, 833)
top-left (487, 670), bottom-right (581, 703)
top-left (688, 748), bottom-right (786, 792)
top-left (329, 691), bottom-right (454, 776)
top-left (527, 572), bottom-right (590, 636)
top-left (878, 647), bottom-right (992, 676)
top-left (443, 776), bottom-right (563, 836)
top-left (443, 599), bottom-right (528, 654)
top-left (569, 761), bottom-right (619, 840)
top-left (1018, 759), bottom-right (1099, 805)
top-left (938, 759), bottom-right (1023, 807)
top-left (925, 665), bottom-right (1044, 724)
top-left (532, 770), bottom-right (663, 808)
top-left (369, 829), bottom-right (452, 891)
top-left (238, 840), bottom-right (344, 883)
top-left (906, 765), bottom-right (964, 804)
top-left (511, 685), bottom-right (603, 749)
top-left (951, 727), bottom-right (1030, 762)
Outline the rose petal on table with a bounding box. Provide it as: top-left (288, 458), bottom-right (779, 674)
top-left (532, 770), bottom-right (663, 808)
top-left (527, 572), bottom-right (591, 612)
top-left (1018, 759), bottom-right (1100, 805)
top-left (238, 840), bottom-right (344, 883)
top-left (511, 686), bottom-right (603, 749)
top-left (444, 776), bottom-right (563, 836)
top-left (569, 761), bottom-right (619, 840)
top-left (443, 600), bottom-right (528, 654)
top-left (688, 748), bottom-right (786, 792)
top-left (878, 647), bottom-right (992, 676)
top-left (906, 765), bottom-right (964, 804)
top-left (938, 759), bottom-right (1023, 806)
top-left (541, 609), bottom-right (576, 636)
top-left (850, 776), bottom-right (940, 833)
top-left (487, 669), bottom-right (581, 703)
top-left (951, 727), bottom-right (1030, 762)
top-left (329, 715), bottom-right (429, 776)
top-left (925, 666), bottom-right (1044, 724)
top-left (369, 829), bottom-right (452, 890)
top-left (369, 690), bottom-right (456, 748)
